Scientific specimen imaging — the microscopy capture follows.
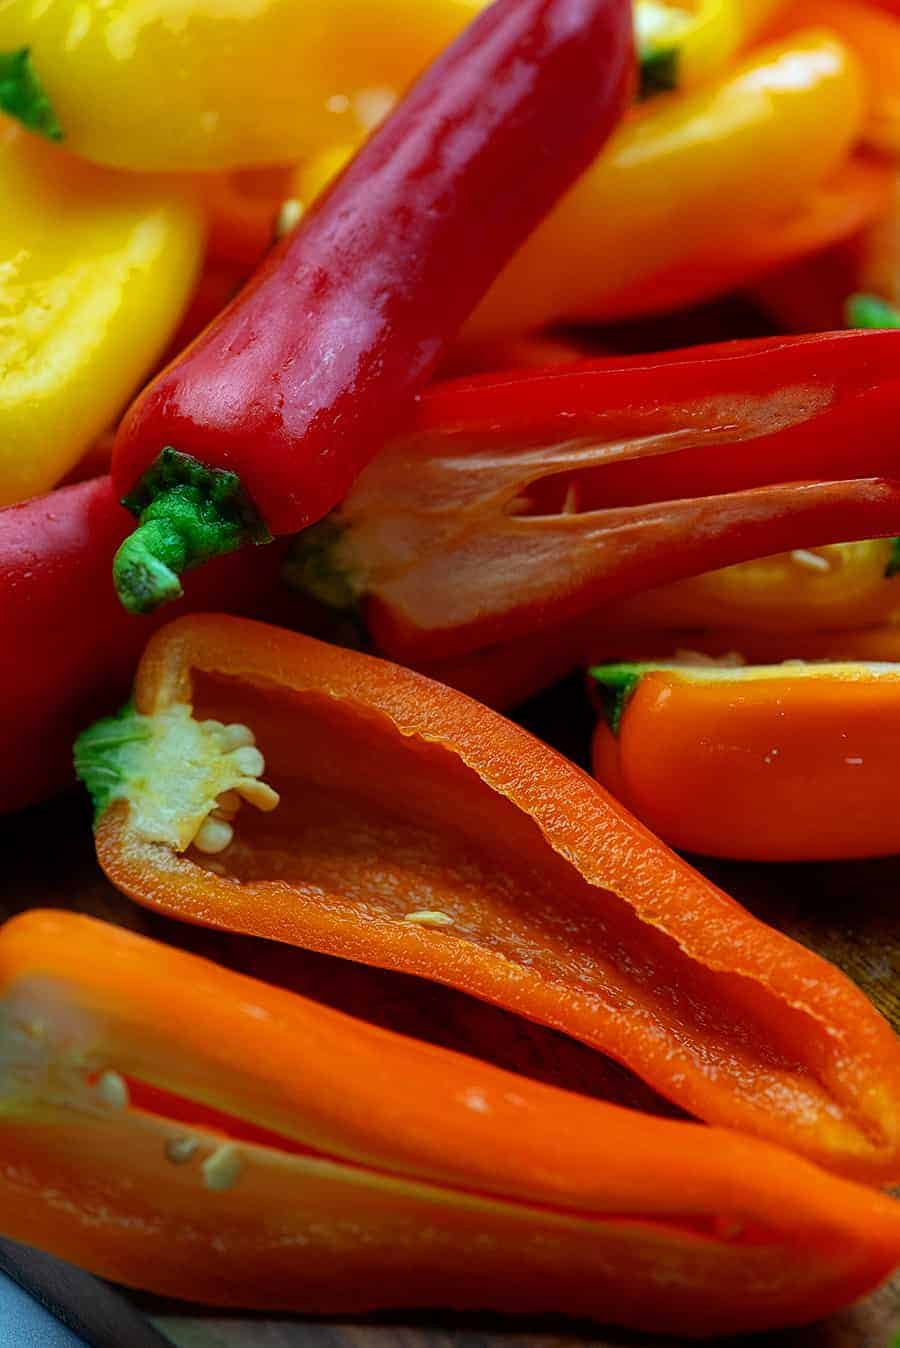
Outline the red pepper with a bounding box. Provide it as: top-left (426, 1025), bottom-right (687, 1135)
top-left (110, 0), bottom-right (635, 614)
top-left (0, 476), bottom-right (283, 814)
top-left (286, 331), bottom-right (900, 663)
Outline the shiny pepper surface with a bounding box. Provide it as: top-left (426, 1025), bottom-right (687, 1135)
top-left (591, 660), bottom-right (900, 861)
top-left (0, 0), bottom-right (784, 173)
top-left (468, 32), bottom-right (865, 336)
top-left (0, 123), bottom-right (203, 505)
top-left (0, 0), bottom-right (486, 171)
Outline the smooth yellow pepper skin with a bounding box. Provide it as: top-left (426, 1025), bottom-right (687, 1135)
top-left (0, 0), bottom-right (484, 171)
top-left (0, 123), bottom-right (203, 505)
top-left (602, 541), bottom-right (900, 634)
top-left (637, 0), bottom-right (787, 90)
top-left (467, 32), bottom-right (865, 337)
top-left (0, 0), bottom-right (786, 173)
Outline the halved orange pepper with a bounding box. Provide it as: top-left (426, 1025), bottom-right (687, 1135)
top-left (74, 614), bottom-right (900, 1182)
top-left (3, 910), bottom-right (899, 1330)
top-left (591, 659), bottom-right (900, 861)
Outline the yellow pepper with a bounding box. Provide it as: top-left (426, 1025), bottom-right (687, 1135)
top-left (0, 0), bottom-right (792, 174)
top-left (466, 32), bottom-right (865, 337)
top-left (0, 0), bottom-right (484, 171)
top-left (766, 0), bottom-right (900, 154)
top-left (601, 541), bottom-right (900, 634)
top-left (636, 0), bottom-right (787, 91)
top-left (0, 122), bottom-right (203, 505)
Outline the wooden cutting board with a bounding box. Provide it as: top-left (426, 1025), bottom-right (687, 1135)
top-left (2, 670), bottom-right (898, 1348)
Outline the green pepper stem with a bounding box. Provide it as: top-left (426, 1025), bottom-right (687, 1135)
top-left (114, 484), bottom-right (246, 614)
top-left (845, 293), bottom-right (900, 330)
top-left (113, 449), bottom-right (270, 614)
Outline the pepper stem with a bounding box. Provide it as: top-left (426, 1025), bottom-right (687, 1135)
top-left (845, 293), bottom-right (900, 330)
top-left (113, 449), bottom-right (270, 614)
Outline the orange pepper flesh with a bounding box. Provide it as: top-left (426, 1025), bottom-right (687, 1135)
top-left (86, 614), bottom-right (900, 1183)
top-left (592, 666), bottom-right (900, 861)
top-left (2, 909), bottom-right (898, 1329)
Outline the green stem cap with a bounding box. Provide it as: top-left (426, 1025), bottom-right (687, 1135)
top-left (113, 449), bottom-right (270, 615)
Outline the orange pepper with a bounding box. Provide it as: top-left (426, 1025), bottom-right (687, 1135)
top-left (2, 909), bottom-right (899, 1329)
top-left (754, 167), bottom-right (898, 330)
top-left (767, 0), bottom-right (900, 152)
top-left (591, 659), bottom-right (900, 861)
top-left (74, 614), bottom-right (900, 1182)
top-left (591, 155), bottom-right (893, 321)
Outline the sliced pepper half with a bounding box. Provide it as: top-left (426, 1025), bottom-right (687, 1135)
top-left (75, 614), bottom-right (900, 1183)
top-left (592, 658), bottom-right (900, 861)
top-left (2, 910), bottom-right (899, 1330)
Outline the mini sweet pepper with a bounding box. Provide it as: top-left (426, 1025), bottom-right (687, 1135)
top-left (591, 658), bottom-right (900, 861)
top-left (75, 614), bottom-right (900, 1183)
top-left (0, 122), bottom-right (203, 505)
top-left (2, 910), bottom-right (898, 1333)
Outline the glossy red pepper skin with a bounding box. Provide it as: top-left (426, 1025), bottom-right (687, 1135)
top-left (297, 331), bottom-right (900, 663)
top-left (0, 477), bottom-right (283, 813)
top-left (111, 0), bottom-right (635, 537)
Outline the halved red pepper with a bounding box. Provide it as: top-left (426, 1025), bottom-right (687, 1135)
top-left (285, 331), bottom-right (900, 664)
top-left (591, 658), bottom-right (900, 861)
top-left (109, 0), bottom-right (635, 614)
top-left (0, 477), bottom-right (284, 814)
top-left (75, 614), bottom-right (900, 1183)
top-left (2, 909), bottom-right (899, 1331)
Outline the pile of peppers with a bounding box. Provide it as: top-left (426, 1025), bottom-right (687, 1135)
top-left (0, 0), bottom-right (900, 1338)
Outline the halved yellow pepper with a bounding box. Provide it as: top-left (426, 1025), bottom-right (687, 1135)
top-left (0, 122), bottom-right (203, 505)
top-left (467, 32), bottom-right (866, 336)
top-left (604, 541), bottom-right (900, 633)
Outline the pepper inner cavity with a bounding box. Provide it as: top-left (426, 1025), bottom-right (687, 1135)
top-left (176, 669), bottom-right (868, 1154)
top-left (79, 1072), bottom-right (765, 1245)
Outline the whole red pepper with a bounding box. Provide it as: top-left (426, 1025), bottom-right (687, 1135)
top-left (110, 0), bottom-right (635, 614)
top-left (285, 331), bottom-right (900, 663)
top-left (0, 476), bottom-right (283, 813)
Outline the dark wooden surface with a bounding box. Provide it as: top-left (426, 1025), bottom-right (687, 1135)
top-left (2, 673), bottom-right (899, 1347)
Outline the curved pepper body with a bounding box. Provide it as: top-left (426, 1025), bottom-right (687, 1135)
top-left (0, 0), bottom-right (486, 171)
top-left (0, 0), bottom-right (784, 173)
top-left (109, 0), bottom-right (635, 612)
top-left (0, 477), bottom-right (283, 814)
top-left (76, 614), bottom-right (900, 1182)
top-left (0, 125), bottom-right (203, 506)
top-left (1, 910), bottom-right (898, 1331)
top-left (592, 155), bottom-right (894, 322)
top-left (289, 333), bottom-right (900, 664)
top-left (591, 660), bottom-right (900, 861)
top-left (466, 32), bottom-right (865, 336)
top-left (111, 0), bottom-right (635, 529)
top-left (768, 0), bottom-right (900, 153)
